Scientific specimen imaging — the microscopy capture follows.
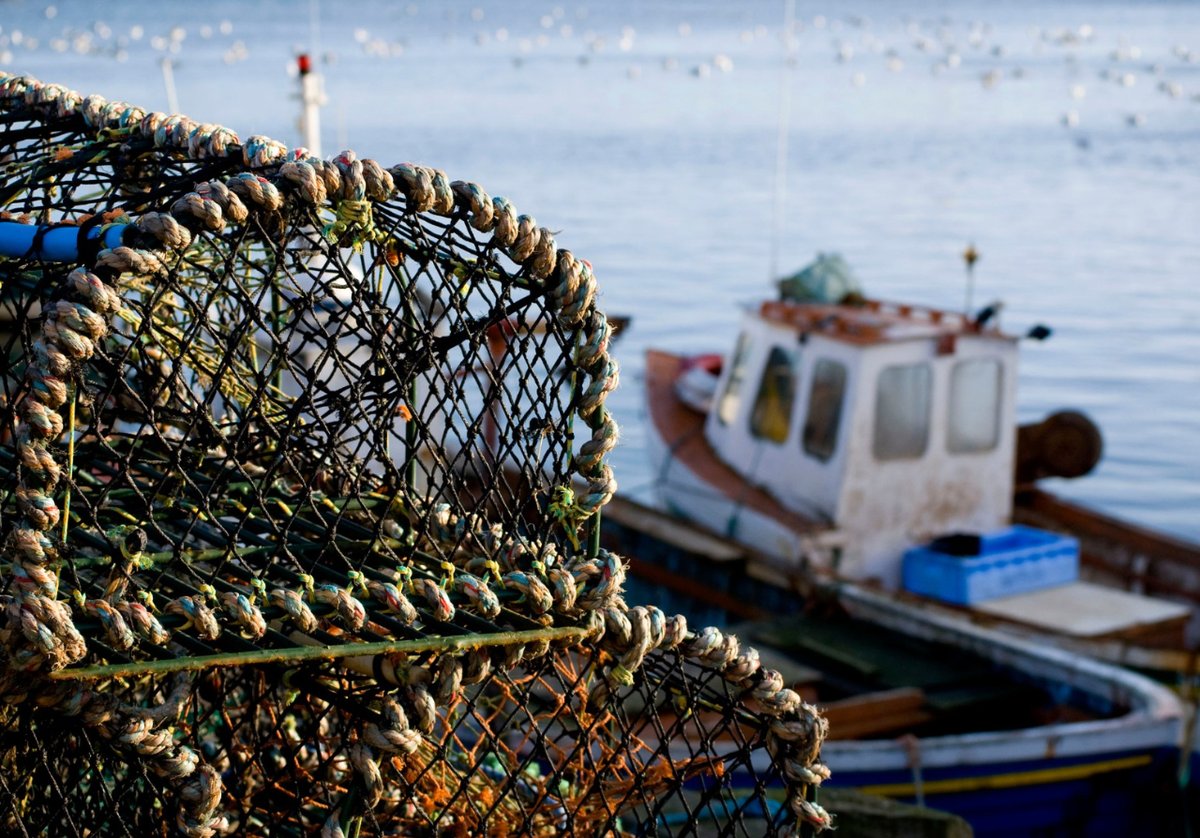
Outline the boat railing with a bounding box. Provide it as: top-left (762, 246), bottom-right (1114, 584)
top-left (760, 297), bottom-right (986, 344)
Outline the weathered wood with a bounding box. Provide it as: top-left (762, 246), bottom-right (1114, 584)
top-left (1015, 488), bottom-right (1200, 566)
top-left (821, 687), bottom-right (931, 740)
top-left (646, 349), bottom-right (827, 536)
top-left (624, 554), bottom-right (765, 621)
top-left (972, 580), bottom-right (1189, 642)
top-left (1015, 488), bottom-right (1200, 603)
top-left (605, 494), bottom-right (746, 562)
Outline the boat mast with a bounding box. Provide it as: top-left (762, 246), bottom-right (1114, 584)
top-left (963, 242), bottom-right (979, 315)
top-left (769, 0), bottom-right (798, 284)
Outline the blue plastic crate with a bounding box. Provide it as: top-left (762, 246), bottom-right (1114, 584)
top-left (902, 525), bottom-right (1079, 605)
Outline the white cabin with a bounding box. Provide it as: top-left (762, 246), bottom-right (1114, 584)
top-left (705, 299), bottom-right (1018, 586)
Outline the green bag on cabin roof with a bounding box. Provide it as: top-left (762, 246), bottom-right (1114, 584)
top-left (777, 253), bottom-right (863, 305)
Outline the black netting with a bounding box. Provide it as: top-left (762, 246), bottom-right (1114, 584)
top-left (0, 73), bottom-right (829, 837)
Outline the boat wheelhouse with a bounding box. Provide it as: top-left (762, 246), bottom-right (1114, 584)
top-left (655, 298), bottom-right (1019, 586)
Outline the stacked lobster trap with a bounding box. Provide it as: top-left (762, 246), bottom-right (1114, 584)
top-left (0, 73), bottom-right (830, 837)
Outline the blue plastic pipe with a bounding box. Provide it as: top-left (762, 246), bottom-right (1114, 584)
top-left (0, 221), bottom-right (129, 262)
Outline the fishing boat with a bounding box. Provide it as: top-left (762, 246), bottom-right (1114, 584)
top-left (602, 493), bottom-right (1185, 836)
top-left (639, 254), bottom-right (1200, 676)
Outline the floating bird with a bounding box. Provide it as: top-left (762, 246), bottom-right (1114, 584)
top-left (1159, 80), bottom-right (1183, 99)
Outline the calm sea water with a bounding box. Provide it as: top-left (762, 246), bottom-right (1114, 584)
top-left (5, 0), bottom-right (1199, 540)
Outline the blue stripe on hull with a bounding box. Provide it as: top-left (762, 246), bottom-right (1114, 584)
top-left (828, 747), bottom-right (1181, 837)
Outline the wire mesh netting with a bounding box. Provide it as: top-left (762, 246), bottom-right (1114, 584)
top-left (0, 73), bottom-right (830, 837)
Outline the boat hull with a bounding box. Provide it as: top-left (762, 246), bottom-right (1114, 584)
top-left (828, 747), bottom-right (1178, 837)
top-left (602, 498), bottom-right (1186, 837)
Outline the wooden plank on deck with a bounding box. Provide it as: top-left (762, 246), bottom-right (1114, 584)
top-left (972, 580), bottom-right (1190, 640)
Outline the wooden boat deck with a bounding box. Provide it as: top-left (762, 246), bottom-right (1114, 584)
top-left (971, 581), bottom-right (1190, 642)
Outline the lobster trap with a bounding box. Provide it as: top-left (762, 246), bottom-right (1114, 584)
top-left (0, 73), bottom-right (830, 837)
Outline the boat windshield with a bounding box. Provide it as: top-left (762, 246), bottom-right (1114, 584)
top-left (716, 332), bottom-right (753, 425)
top-left (948, 358), bottom-right (1003, 453)
top-left (873, 363), bottom-right (932, 460)
top-left (803, 358), bottom-right (848, 462)
top-left (750, 346), bottom-right (797, 443)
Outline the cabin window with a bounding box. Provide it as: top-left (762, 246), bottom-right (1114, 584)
top-left (717, 333), bottom-right (753, 426)
top-left (873, 363), bottom-right (932, 460)
top-left (749, 347), bottom-right (796, 443)
top-left (948, 358), bottom-right (1002, 453)
top-left (803, 359), bottom-right (847, 462)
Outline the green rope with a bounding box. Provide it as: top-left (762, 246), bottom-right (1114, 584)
top-left (48, 624), bottom-right (594, 681)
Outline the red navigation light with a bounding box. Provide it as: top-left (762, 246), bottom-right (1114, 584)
top-left (297, 53), bottom-right (312, 75)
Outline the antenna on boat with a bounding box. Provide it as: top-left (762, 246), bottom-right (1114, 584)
top-left (769, 0), bottom-right (798, 284)
top-left (963, 242), bottom-right (979, 315)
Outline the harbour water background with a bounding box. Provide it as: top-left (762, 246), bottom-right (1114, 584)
top-left (4, 0), bottom-right (1198, 540)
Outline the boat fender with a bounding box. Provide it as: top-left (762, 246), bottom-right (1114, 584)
top-left (1016, 410), bottom-right (1103, 483)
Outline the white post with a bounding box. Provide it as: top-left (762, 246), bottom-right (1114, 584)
top-left (297, 54), bottom-right (323, 156)
top-left (160, 57), bottom-right (180, 114)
